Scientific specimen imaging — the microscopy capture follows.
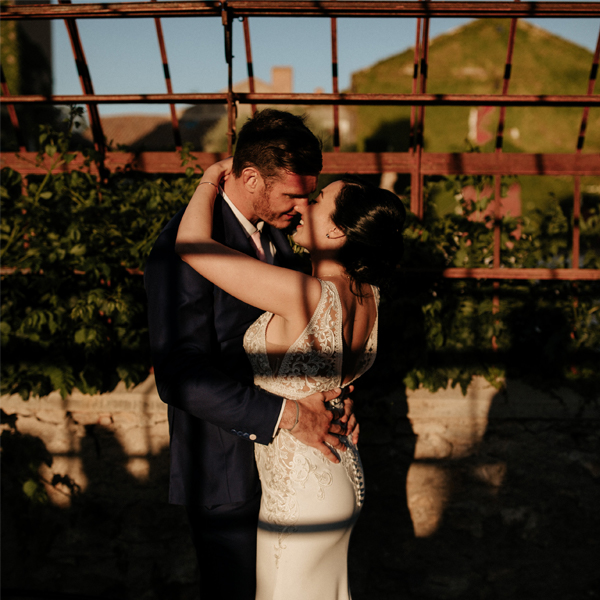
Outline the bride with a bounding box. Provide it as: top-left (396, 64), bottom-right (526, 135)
top-left (175, 158), bottom-right (405, 600)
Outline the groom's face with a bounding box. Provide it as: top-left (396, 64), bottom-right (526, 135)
top-left (253, 170), bottom-right (318, 230)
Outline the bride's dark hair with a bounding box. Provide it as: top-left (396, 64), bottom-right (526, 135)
top-left (331, 175), bottom-right (406, 294)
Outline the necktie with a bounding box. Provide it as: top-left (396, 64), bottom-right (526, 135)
top-left (250, 230), bottom-right (267, 263)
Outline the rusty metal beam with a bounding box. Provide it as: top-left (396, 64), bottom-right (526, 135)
top-left (4, 151), bottom-right (599, 176)
top-left (412, 13), bottom-right (430, 219)
top-left (323, 152), bottom-right (600, 176)
top-left (2, 264), bottom-right (597, 281)
top-left (3, 92), bottom-right (599, 107)
top-left (3, 1), bottom-right (599, 20)
top-left (223, 4), bottom-right (236, 154)
top-left (0, 65), bottom-right (26, 152)
top-left (239, 93), bottom-right (600, 107)
top-left (242, 17), bottom-right (257, 115)
top-left (408, 17), bottom-right (421, 155)
top-left (59, 0), bottom-right (106, 163)
top-left (576, 30), bottom-right (599, 151)
top-left (493, 14), bottom-right (519, 271)
top-left (572, 29), bottom-right (600, 268)
top-left (331, 16), bottom-right (340, 152)
top-left (0, 93), bottom-right (228, 104)
top-left (0, 1), bottom-right (221, 20)
top-left (405, 268), bottom-right (600, 281)
top-left (152, 0), bottom-right (182, 151)
top-left (225, 1), bottom-right (600, 18)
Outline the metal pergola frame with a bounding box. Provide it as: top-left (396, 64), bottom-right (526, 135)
top-left (1, 0), bottom-right (599, 282)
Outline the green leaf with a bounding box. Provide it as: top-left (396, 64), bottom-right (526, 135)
top-left (74, 328), bottom-right (97, 345)
top-left (69, 244), bottom-right (87, 256)
top-left (22, 479), bottom-right (40, 498)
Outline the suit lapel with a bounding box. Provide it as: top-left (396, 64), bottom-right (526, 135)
top-left (214, 195), bottom-right (256, 257)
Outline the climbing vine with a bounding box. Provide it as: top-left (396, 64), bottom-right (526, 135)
top-left (2, 111), bottom-right (599, 403)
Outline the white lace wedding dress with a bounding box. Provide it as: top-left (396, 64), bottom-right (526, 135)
top-left (243, 279), bottom-right (379, 600)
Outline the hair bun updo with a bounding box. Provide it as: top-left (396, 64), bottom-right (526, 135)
top-left (332, 176), bottom-right (407, 292)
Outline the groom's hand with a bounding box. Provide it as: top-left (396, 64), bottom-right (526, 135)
top-left (280, 388), bottom-right (351, 464)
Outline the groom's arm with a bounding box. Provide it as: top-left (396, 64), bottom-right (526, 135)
top-left (146, 213), bottom-right (354, 454)
top-left (145, 214), bottom-right (284, 445)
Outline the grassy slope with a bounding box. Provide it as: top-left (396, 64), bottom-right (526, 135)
top-left (351, 19), bottom-right (599, 154)
top-left (351, 19), bottom-right (599, 218)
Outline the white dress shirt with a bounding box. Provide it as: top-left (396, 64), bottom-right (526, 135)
top-left (220, 186), bottom-right (287, 435)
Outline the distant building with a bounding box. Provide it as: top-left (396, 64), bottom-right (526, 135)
top-left (86, 67), bottom-right (296, 152)
top-left (85, 66), bottom-right (354, 153)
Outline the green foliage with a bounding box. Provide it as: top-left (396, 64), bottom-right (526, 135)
top-left (377, 174), bottom-right (600, 399)
top-left (1, 110), bottom-right (598, 402)
top-left (1, 109), bottom-right (202, 399)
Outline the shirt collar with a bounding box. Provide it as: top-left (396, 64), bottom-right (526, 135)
top-left (220, 186), bottom-right (264, 238)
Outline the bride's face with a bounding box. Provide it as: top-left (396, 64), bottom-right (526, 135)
top-left (293, 180), bottom-right (345, 251)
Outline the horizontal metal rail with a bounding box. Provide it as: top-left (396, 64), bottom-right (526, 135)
top-left (409, 268), bottom-right (600, 281)
top-left (3, 151), bottom-right (598, 176)
top-left (1, 0), bottom-right (598, 286)
top-left (1, 265), bottom-right (598, 280)
top-left (2, 93), bottom-right (599, 108)
top-left (2, 1), bottom-right (599, 20)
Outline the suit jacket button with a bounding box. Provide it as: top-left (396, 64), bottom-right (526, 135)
top-left (249, 434), bottom-right (257, 441)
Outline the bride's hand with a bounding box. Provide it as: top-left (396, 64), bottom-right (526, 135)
top-left (201, 157), bottom-right (233, 187)
top-left (335, 386), bottom-right (357, 442)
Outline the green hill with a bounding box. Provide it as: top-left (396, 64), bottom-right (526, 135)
top-left (351, 19), bottom-right (599, 155)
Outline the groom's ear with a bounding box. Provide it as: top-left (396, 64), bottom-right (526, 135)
top-left (241, 167), bottom-right (263, 193)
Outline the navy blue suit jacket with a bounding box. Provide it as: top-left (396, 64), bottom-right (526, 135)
top-left (145, 195), bottom-right (297, 507)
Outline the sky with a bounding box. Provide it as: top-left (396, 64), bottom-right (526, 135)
top-left (50, 1), bottom-right (600, 117)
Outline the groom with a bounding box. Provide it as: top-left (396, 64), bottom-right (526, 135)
top-left (145, 110), bottom-right (351, 599)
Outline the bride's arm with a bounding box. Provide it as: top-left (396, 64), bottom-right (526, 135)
top-left (175, 159), bottom-right (321, 323)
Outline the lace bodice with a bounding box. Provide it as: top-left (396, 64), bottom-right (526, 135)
top-left (243, 279), bottom-right (379, 400)
top-left (246, 279), bottom-right (377, 595)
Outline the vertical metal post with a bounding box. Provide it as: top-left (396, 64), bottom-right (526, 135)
top-left (573, 28), bottom-right (599, 268)
top-left (573, 177), bottom-right (581, 268)
top-left (491, 13), bottom-right (518, 352)
top-left (331, 17), bottom-right (340, 152)
top-left (242, 17), bottom-right (257, 115)
top-left (411, 17), bottom-right (429, 219)
top-left (408, 18), bottom-right (422, 157)
top-left (222, 3), bottom-right (236, 155)
top-left (58, 0), bottom-right (106, 165)
top-left (151, 0), bottom-right (182, 151)
top-left (576, 27), bottom-right (599, 154)
top-left (0, 65), bottom-right (26, 152)
top-left (493, 16), bottom-right (518, 271)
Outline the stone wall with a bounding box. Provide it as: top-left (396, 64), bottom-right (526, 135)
top-left (2, 377), bottom-right (599, 599)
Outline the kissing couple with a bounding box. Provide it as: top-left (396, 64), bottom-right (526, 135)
top-left (145, 109), bottom-right (406, 599)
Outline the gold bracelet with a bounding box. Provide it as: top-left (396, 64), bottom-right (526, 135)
top-left (198, 181), bottom-right (219, 190)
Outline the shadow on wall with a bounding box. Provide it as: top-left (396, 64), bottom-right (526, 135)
top-left (1, 415), bottom-right (199, 600)
top-left (2, 375), bottom-right (599, 600)
top-left (345, 279), bottom-right (600, 600)
top-left (351, 375), bottom-right (600, 600)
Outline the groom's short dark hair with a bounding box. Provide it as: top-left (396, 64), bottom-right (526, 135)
top-left (232, 109), bottom-right (322, 182)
